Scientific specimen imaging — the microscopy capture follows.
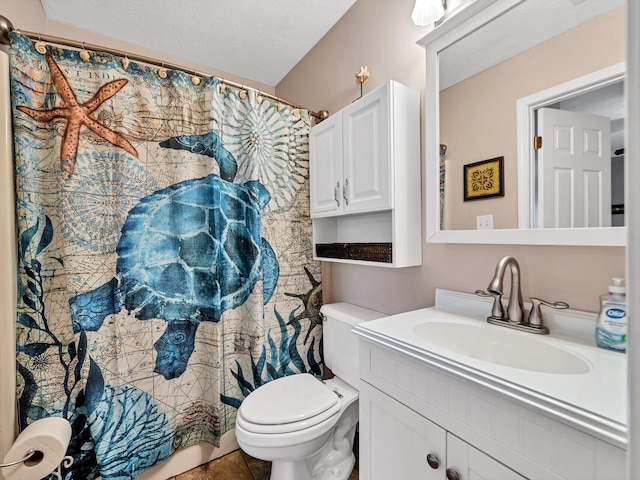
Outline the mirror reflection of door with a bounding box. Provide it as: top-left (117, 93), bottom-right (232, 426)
top-left (536, 108), bottom-right (612, 228)
top-left (533, 81), bottom-right (624, 228)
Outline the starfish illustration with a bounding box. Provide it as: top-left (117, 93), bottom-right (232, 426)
top-left (17, 54), bottom-right (138, 178)
top-left (285, 266), bottom-right (323, 344)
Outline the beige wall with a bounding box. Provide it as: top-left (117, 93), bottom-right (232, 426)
top-left (441, 7), bottom-right (624, 230)
top-left (276, 0), bottom-right (626, 314)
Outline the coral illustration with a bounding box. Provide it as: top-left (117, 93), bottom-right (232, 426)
top-left (222, 305), bottom-right (323, 408)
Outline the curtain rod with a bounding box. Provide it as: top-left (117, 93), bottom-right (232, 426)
top-left (0, 15), bottom-right (329, 122)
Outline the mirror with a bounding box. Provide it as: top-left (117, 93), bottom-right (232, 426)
top-left (419, 0), bottom-right (626, 245)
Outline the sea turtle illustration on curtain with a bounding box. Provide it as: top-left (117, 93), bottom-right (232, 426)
top-left (69, 135), bottom-right (279, 379)
top-left (13, 49), bottom-right (279, 380)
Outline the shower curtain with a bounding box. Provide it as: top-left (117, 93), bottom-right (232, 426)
top-left (9, 33), bottom-right (322, 479)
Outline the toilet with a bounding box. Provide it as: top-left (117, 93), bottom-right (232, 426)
top-left (235, 302), bottom-right (386, 480)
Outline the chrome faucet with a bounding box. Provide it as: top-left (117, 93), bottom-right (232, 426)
top-left (487, 255), bottom-right (524, 324)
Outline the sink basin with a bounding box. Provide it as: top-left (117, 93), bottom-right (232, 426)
top-left (413, 322), bottom-right (591, 374)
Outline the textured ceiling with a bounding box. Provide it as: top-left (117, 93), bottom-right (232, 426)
top-left (39, 0), bottom-right (357, 87)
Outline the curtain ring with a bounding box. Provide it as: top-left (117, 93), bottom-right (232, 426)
top-left (158, 62), bottom-right (168, 79)
top-left (191, 69), bottom-right (201, 86)
top-left (35, 33), bottom-right (47, 54)
top-left (122, 53), bottom-right (130, 70)
top-left (79, 41), bottom-right (90, 61)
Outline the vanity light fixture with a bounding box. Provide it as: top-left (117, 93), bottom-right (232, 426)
top-left (411, 0), bottom-right (446, 26)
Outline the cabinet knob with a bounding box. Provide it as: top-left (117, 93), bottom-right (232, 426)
top-left (334, 181), bottom-right (341, 206)
top-left (426, 453), bottom-right (440, 469)
top-left (446, 468), bottom-right (461, 480)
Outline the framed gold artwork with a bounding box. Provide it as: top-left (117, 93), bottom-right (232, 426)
top-left (463, 156), bottom-right (504, 201)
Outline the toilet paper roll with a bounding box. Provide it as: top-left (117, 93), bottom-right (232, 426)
top-left (2, 417), bottom-right (72, 480)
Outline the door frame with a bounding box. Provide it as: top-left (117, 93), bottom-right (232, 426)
top-left (515, 62), bottom-right (625, 229)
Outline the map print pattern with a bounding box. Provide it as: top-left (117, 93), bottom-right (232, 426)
top-left (10, 33), bottom-right (322, 480)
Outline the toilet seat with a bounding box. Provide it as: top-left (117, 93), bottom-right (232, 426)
top-left (237, 374), bottom-right (341, 434)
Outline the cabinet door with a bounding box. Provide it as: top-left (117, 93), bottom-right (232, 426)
top-left (309, 113), bottom-right (343, 217)
top-left (342, 85), bottom-right (391, 214)
top-left (447, 434), bottom-right (527, 480)
top-left (360, 381), bottom-right (446, 480)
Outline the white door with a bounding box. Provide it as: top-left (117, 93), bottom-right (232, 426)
top-left (447, 434), bottom-right (527, 480)
top-left (309, 113), bottom-right (343, 217)
top-left (537, 107), bottom-right (612, 228)
top-left (359, 382), bottom-right (446, 480)
top-left (342, 84), bottom-right (391, 214)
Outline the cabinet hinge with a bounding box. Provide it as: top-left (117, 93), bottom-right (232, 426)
top-left (533, 136), bottom-right (542, 150)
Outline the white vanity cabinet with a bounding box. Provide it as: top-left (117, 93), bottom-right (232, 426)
top-left (360, 381), bottom-right (445, 480)
top-left (360, 381), bottom-right (525, 480)
top-left (309, 80), bottom-right (421, 267)
top-left (359, 340), bottom-right (626, 480)
top-left (447, 433), bottom-right (526, 480)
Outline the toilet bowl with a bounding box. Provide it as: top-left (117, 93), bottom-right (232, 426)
top-left (235, 302), bottom-right (386, 480)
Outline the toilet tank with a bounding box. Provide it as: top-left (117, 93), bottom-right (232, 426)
top-left (320, 302), bottom-right (387, 389)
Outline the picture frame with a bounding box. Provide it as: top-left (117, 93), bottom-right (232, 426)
top-left (463, 156), bottom-right (504, 201)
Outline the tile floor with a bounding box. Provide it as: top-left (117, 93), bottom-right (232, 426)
top-left (172, 446), bottom-right (359, 480)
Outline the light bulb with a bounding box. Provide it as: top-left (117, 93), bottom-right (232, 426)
top-left (411, 0), bottom-right (445, 26)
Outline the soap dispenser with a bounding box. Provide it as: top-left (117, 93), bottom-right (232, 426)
top-left (595, 277), bottom-right (627, 352)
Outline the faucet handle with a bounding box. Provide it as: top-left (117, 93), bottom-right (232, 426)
top-left (527, 297), bottom-right (569, 329)
top-left (475, 289), bottom-right (505, 321)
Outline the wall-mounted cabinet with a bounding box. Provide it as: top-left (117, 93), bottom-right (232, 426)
top-left (309, 80), bottom-right (421, 267)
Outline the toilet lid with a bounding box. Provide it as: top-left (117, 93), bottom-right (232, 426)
top-left (240, 374), bottom-right (339, 426)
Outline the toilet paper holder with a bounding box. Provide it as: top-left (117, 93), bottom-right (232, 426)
top-left (0, 449), bottom-right (74, 479)
top-left (0, 449), bottom-right (37, 467)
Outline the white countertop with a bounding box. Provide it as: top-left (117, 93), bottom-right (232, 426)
top-left (353, 296), bottom-right (628, 448)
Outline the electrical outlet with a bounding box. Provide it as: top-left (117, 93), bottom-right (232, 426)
top-left (476, 214), bottom-right (493, 230)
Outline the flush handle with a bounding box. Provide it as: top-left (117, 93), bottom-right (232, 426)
top-left (426, 453), bottom-right (440, 469)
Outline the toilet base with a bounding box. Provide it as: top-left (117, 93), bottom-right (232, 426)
top-left (311, 403), bottom-right (358, 480)
top-left (312, 451), bottom-right (355, 480)
top-left (268, 442), bottom-right (355, 480)
top-left (270, 459), bottom-right (315, 480)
